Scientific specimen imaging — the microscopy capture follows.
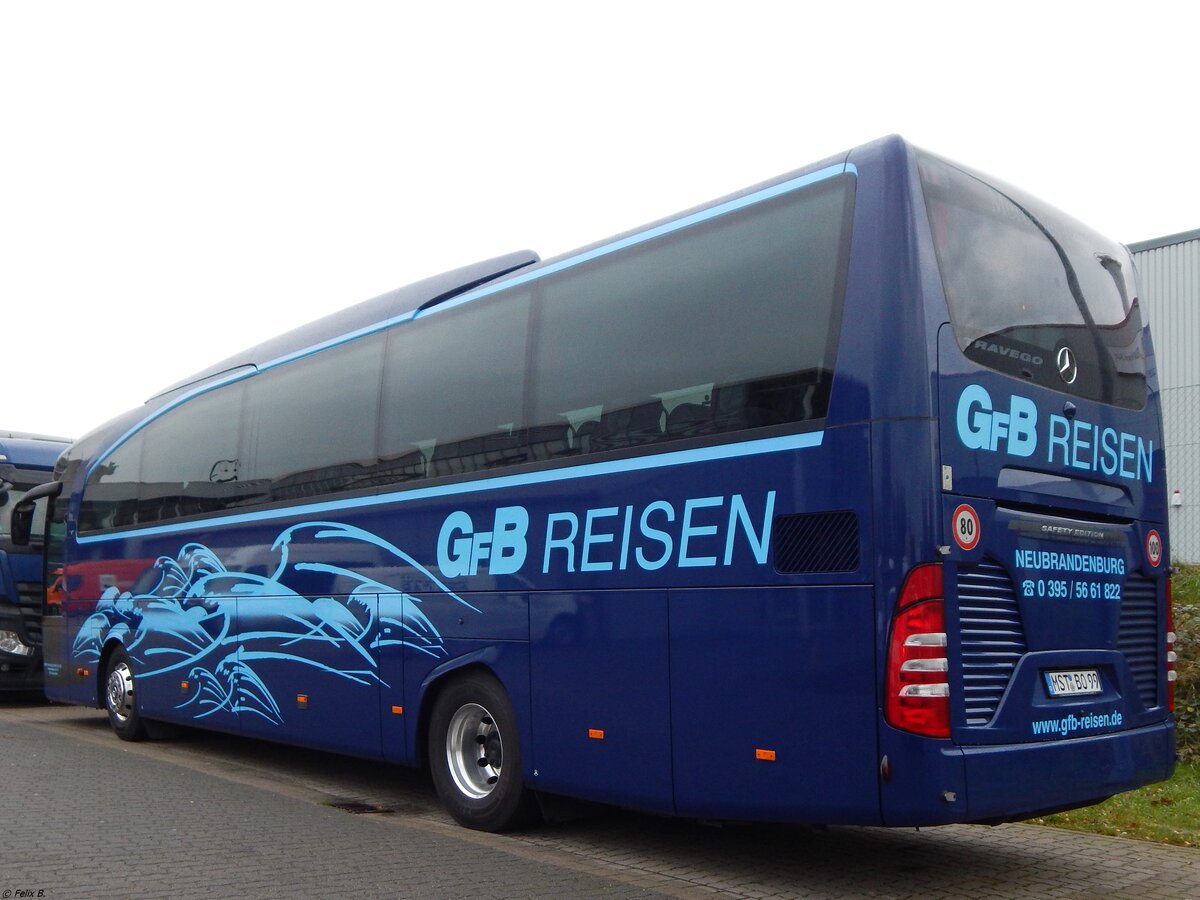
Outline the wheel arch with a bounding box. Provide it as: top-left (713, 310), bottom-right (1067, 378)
top-left (412, 641), bottom-right (532, 769)
top-left (415, 658), bottom-right (501, 770)
top-left (422, 657), bottom-right (538, 831)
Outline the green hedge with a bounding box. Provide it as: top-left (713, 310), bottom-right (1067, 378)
top-left (1174, 565), bottom-right (1200, 760)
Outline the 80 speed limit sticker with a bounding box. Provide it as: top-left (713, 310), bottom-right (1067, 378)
top-left (952, 504), bottom-right (981, 552)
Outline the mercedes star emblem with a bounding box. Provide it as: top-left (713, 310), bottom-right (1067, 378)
top-left (1056, 346), bottom-right (1078, 385)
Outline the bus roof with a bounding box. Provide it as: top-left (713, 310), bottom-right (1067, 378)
top-left (150, 250), bottom-right (539, 400)
top-left (145, 139), bottom-right (876, 407)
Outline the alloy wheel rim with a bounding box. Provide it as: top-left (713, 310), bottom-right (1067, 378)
top-left (445, 702), bottom-right (502, 800)
top-left (106, 662), bottom-right (134, 723)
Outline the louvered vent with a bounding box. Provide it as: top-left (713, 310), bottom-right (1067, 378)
top-left (15, 581), bottom-right (42, 646)
top-left (1118, 575), bottom-right (1160, 709)
top-left (772, 511), bottom-right (859, 574)
top-left (957, 560), bottom-right (1027, 726)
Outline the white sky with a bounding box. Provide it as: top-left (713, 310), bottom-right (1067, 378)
top-left (3, 1), bottom-right (1197, 439)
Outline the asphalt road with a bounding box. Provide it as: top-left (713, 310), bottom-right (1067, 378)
top-left (2, 696), bottom-right (1198, 899)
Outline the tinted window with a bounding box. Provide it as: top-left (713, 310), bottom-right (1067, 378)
top-left (45, 493), bottom-right (67, 613)
top-left (380, 291), bottom-right (531, 479)
top-left (138, 383), bottom-right (249, 523)
top-left (532, 175), bottom-right (852, 447)
top-left (79, 171), bottom-right (855, 529)
top-left (920, 153), bottom-right (1146, 408)
top-left (243, 334), bottom-right (384, 501)
top-left (79, 431), bottom-right (144, 531)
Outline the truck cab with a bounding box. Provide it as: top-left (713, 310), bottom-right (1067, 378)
top-left (1, 431), bottom-right (70, 690)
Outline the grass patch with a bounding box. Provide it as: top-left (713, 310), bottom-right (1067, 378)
top-left (1033, 564), bottom-right (1199, 846)
top-left (1031, 759), bottom-right (1200, 847)
top-left (1173, 564), bottom-right (1200, 760)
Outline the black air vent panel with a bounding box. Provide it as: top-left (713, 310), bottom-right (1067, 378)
top-left (772, 511), bottom-right (860, 574)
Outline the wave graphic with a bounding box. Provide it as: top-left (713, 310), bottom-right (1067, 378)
top-left (77, 521), bottom-right (477, 725)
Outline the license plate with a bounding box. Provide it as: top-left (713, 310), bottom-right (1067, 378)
top-left (1044, 669), bottom-right (1102, 697)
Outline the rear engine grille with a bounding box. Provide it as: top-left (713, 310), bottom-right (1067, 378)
top-left (957, 560), bottom-right (1027, 726)
top-left (1118, 575), bottom-right (1159, 709)
top-left (15, 581), bottom-right (42, 645)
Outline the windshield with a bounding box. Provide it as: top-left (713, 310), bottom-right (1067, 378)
top-left (0, 487), bottom-right (14, 537)
top-left (1, 485), bottom-right (47, 541)
top-left (919, 152), bottom-right (1146, 409)
top-left (0, 461), bottom-right (56, 542)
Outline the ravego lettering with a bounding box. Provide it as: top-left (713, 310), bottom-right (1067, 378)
top-left (972, 340), bottom-right (1044, 367)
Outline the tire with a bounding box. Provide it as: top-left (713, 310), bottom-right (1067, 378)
top-left (428, 671), bottom-right (536, 831)
top-left (104, 647), bottom-right (148, 742)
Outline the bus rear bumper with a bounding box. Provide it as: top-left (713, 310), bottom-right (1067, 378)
top-left (959, 719), bottom-right (1176, 824)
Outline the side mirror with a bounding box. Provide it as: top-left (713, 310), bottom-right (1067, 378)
top-left (0, 478), bottom-right (12, 507)
top-left (10, 480), bottom-right (62, 547)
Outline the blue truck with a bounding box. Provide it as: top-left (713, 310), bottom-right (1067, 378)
top-left (1, 431), bottom-right (70, 690)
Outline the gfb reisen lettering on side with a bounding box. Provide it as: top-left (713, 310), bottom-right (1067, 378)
top-left (437, 492), bottom-right (776, 579)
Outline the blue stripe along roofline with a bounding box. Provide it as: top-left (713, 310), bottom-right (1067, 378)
top-left (87, 162), bottom-right (854, 481)
top-left (417, 162), bottom-right (857, 321)
top-left (77, 430), bottom-right (824, 544)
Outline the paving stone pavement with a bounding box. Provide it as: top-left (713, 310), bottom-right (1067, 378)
top-left (2, 698), bottom-right (1198, 899)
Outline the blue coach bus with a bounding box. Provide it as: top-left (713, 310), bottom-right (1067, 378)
top-left (23, 136), bottom-right (1175, 830)
top-left (1, 431), bottom-right (70, 689)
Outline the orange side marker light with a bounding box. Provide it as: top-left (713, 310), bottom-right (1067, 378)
top-left (756, 748), bottom-right (777, 762)
top-left (391, 705), bottom-right (404, 715)
top-left (588, 728), bottom-right (605, 740)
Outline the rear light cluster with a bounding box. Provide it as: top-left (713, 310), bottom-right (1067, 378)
top-left (1167, 578), bottom-right (1177, 713)
top-left (885, 564), bottom-right (950, 738)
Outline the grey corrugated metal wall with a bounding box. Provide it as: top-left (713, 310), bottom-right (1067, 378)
top-left (1132, 232), bottom-right (1200, 564)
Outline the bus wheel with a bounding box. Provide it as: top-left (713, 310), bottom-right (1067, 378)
top-left (428, 672), bottom-right (535, 831)
top-left (104, 647), bottom-right (148, 742)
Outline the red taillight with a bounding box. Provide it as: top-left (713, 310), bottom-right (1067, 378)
top-left (1167, 578), bottom-right (1176, 713)
top-left (885, 564), bottom-right (950, 738)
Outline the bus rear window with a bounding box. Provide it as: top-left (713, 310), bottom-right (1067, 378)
top-left (919, 153), bottom-right (1146, 409)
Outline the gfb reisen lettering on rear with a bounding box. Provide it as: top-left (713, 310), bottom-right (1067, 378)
top-left (956, 384), bottom-right (1154, 483)
top-left (437, 492), bottom-right (775, 579)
